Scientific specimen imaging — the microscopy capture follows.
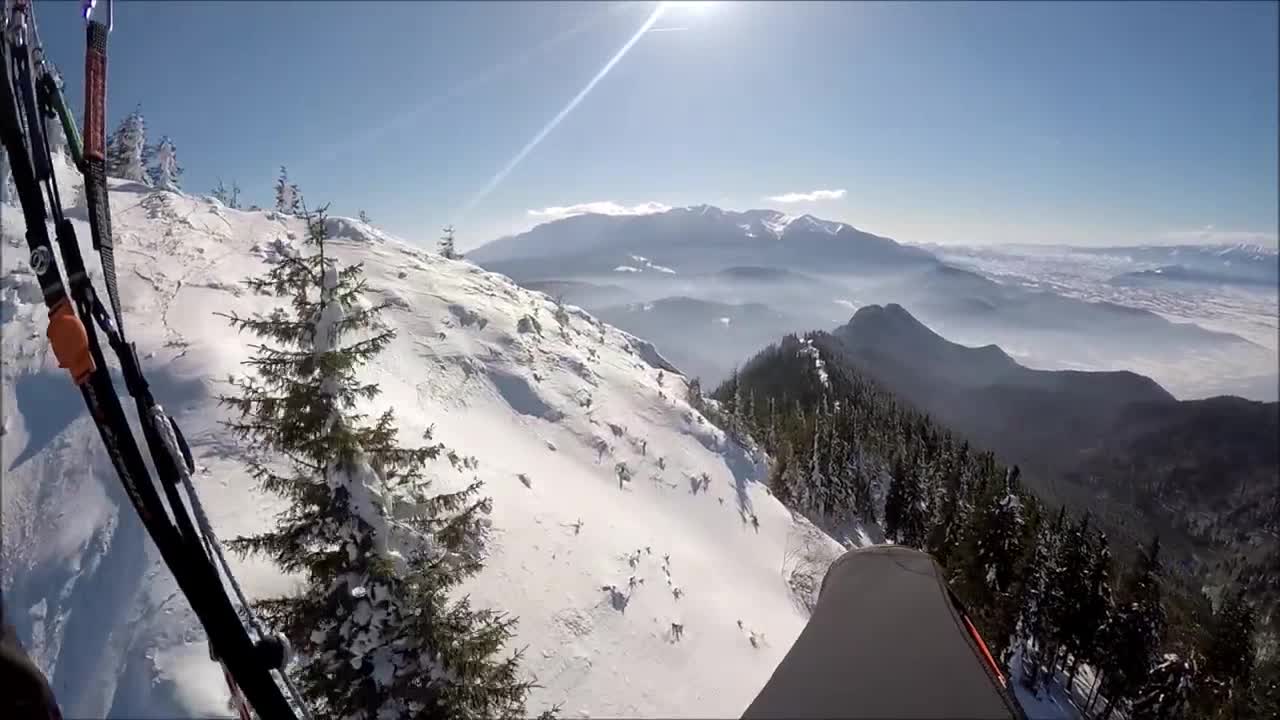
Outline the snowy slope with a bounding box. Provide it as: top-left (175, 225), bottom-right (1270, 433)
top-left (1, 179), bottom-right (847, 718)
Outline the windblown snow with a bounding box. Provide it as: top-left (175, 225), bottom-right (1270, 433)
top-left (0, 179), bottom-right (846, 718)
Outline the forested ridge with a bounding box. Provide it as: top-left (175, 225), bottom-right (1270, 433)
top-left (700, 332), bottom-right (1278, 718)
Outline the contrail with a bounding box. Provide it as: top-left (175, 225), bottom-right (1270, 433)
top-left (458, 2), bottom-right (669, 218)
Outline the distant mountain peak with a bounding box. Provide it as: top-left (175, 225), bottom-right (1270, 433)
top-left (838, 303), bottom-right (1023, 386)
top-left (848, 302), bottom-right (934, 334)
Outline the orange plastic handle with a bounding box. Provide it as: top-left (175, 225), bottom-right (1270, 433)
top-left (48, 299), bottom-right (96, 385)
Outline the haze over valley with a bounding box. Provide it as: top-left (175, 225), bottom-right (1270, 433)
top-left (470, 205), bottom-right (1278, 402)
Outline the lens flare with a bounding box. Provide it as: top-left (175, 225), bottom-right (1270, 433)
top-left (458, 2), bottom-right (670, 219)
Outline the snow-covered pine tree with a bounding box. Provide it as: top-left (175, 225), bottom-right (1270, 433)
top-left (806, 414), bottom-right (826, 517)
top-left (219, 205), bottom-right (532, 719)
top-left (824, 413), bottom-right (853, 523)
top-left (848, 435), bottom-right (876, 524)
top-left (767, 440), bottom-right (796, 503)
top-left (983, 467), bottom-right (1026, 597)
top-left (274, 166), bottom-right (301, 214)
top-left (950, 465), bottom-right (1027, 666)
top-left (731, 378), bottom-right (750, 445)
top-left (231, 180), bottom-right (242, 209)
top-left (1194, 586), bottom-right (1257, 717)
top-left (1248, 656), bottom-right (1280, 720)
top-left (1067, 525), bottom-right (1113, 691)
top-left (1098, 536), bottom-right (1167, 715)
top-left (148, 135), bottom-right (182, 191)
top-left (925, 459), bottom-right (965, 567)
top-left (438, 225), bottom-right (460, 260)
top-left (359, 210), bottom-right (372, 224)
top-left (1044, 512), bottom-right (1092, 674)
top-left (106, 106), bottom-right (149, 183)
top-left (1017, 506), bottom-right (1065, 692)
top-left (884, 449), bottom-right (928, 548)
top-left (765, 397), bottom-right (778, 451)
top-left (884, 454), bottom-right (908, 543)
top-left (212, 179), bottom-right (231, 206)
top-left (1131, 652), bottom-right (1197, 720)
top-left (685, 377), bottom-right (703, 411)
top-left (899, 451), bottom-right (929, 549)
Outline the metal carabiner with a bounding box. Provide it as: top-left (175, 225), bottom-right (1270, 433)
top-left (81, 0), bottom-right (112, 31)
top-left (7, 0), bottom-right (29, 46)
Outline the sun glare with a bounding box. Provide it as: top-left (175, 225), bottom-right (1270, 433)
top-left (659, 1), bottom-right (722, 14)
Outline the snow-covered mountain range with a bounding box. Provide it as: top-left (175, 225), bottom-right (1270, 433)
top-left (1, 181), bottom-right (849, 717)
top-left (471, 205), bottom-right (935, 278)
top-left (470, 206), bottom-right (1275, 401)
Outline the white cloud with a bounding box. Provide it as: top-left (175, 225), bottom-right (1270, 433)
top-left (527, 201), bottom-right (671, 220)
top-left (765, 188), bottom-right (847, 204)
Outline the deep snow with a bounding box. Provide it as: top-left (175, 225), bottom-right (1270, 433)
top-left (1, 176), bottom-right (850, 717)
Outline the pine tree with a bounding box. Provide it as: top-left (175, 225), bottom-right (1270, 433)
top-left (986, 468), bottom-right (1026, 595)
top-left (768, 441), bottom-right (793, 503)
top-left (212, 178), bottom-right (241, 208)
top-left (686, 377), bottom-right (703, 411)
top-left (1018, 507), bottom-right (1065, 692)
top-left (1099, 536), bottom-right (1167, 715)
top-left (926, 458), bottom-right (965, 567)
top-left (806, 417), bottom-right (826, 517)
top-left (1249, 657), bottom-right (1280, 720)
top-left (1194, 586), bottom-right (1257, 717)
top-left (212, 178), bottom-right (231, 206)
top-left (884, 454), bottom-right (908, 543)
top-left (1132, 652), bottom-right (1197, 720)
top-left (765, 397), bottom-right (778, 451)
top-left (731, 377), bottom-right (750, 444)
top-left (824, 414), bottom-right (853, 523)
top-left (359, 210), bottom-right (372, 224)
top-left (275, 166), bottom-right (301, 214)
top-left (950, 465), bottom-right (1026, 666)
top-left (884, 450), bottom-right (927, 548)
top-left (439, 225), bottom-right (460, 260)
top-left (107, 106), bottom-right (149, 183)
top-left (148, 135), bottom-right (182, 191)
top-left (1068, 526), bottom-right (1113, 692)
top-left (219, 205), bottom-right (531, 719)
top-left (900, 452), bottom-right (929, 549)
top-left (1042, 512), bottom-right (1092, 677)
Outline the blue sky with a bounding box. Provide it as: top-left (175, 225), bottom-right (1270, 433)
top-left (35, 1), bottom-right (1278, 250)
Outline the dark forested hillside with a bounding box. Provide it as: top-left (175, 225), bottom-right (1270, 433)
top-left (707, 332), bottom-right (1277, 719)
top-left (830, 305), bottom-right (1279, 591)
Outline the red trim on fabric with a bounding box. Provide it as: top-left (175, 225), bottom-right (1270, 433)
top-left (83, 46), bottom-right (106, 160)
top-left (963, 614), bottom-right (1006, 687)
top-left (222, 663), bottom-right (252, 720)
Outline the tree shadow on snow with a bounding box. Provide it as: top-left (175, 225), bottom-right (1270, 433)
top-left (725, 446), bottom-right (758, 519)
top-left (687, 425), bottom-right (761, 519)
top-left (9, 364), bottom-right (209, 471)
top-left (9, 371), bottom-right (83, 470)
